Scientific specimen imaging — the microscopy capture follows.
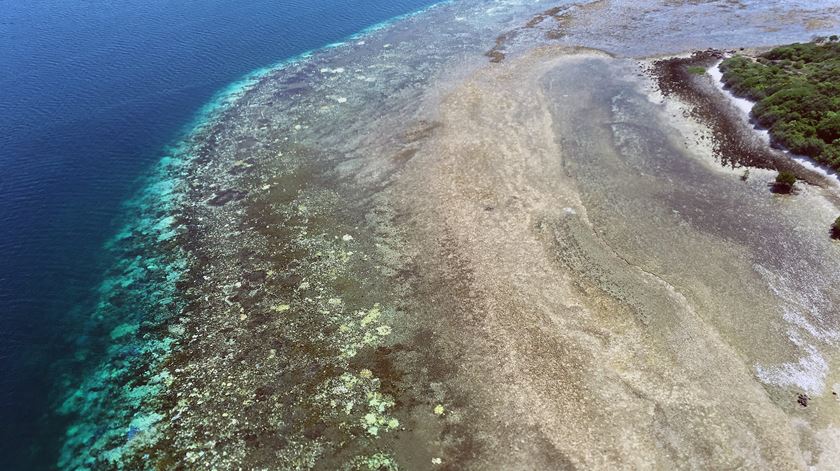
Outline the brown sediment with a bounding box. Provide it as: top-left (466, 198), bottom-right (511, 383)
top-left (649, 50), bottom-right (828, 187)
top-left (525, 15), bottom-right (547, 29)
top-left (485, 32), bottom-right (514, 63)
top-left (485, 48), bottom-right (506, 64)
top-left (544, 14), bottom-right (572, 40)
top-left (756, 6), bottom-right (840, 33)
top-left (524, 6), bottom-right (567, 28)
top-left (485, 3), bottom-right (576, 62)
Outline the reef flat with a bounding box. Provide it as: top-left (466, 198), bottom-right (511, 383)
top-left (57, 0), bottom-right (840, 469)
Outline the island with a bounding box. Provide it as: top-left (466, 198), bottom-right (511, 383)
top-left (721, 39), bottom-right (840, 169)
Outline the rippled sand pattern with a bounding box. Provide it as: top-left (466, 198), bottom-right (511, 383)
top-left (58, 0), bottom-right (840, 469)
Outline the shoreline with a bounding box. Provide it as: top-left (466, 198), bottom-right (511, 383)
top-left (648, 50), bottom-right (833, 188)
top-left (648, 48), bottom-right (840, 199)
top-left (707, 58), bottom-right (840, 190)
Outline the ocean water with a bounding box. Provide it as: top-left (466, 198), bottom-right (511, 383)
top-left (0, 0), bottom-right (439, 468)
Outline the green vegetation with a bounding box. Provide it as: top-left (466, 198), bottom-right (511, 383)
top-left (687, 66), bottom-right (707, 75)
top-left (720, 39), bottom-right (840, 169)
top-left (774, 170), bottom-right (797, 193)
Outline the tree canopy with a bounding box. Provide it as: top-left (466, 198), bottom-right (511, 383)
top-left (720, 40), bottom-right (840, 169)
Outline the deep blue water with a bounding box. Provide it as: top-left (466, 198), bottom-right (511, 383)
top-left (0, 0), bottom-right (438, 467)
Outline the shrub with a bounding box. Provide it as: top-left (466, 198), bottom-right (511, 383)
top-left (776, 171), bottom-right (797, 185)
top-left (832, 216), bottom-right (840, 239)
top-left (720, 41), bottom-right (840, 169)
top-left (816, 113), bottom-right (840, 142)
top-left (773, 170), bottom-right (797, 193)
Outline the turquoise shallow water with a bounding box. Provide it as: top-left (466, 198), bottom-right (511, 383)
top-left (0, 1), bottom-right (439, 467)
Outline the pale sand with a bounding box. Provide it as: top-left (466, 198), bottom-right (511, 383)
top-left (384, 47), bottom-right (840, 469)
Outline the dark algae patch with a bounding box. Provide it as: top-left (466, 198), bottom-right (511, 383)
top-left (720, 39), bottom-right (840, 169)
top-left (653, 50), bottom-right (769, 168)
top-left (484, 3), bottom-right (578, 63)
